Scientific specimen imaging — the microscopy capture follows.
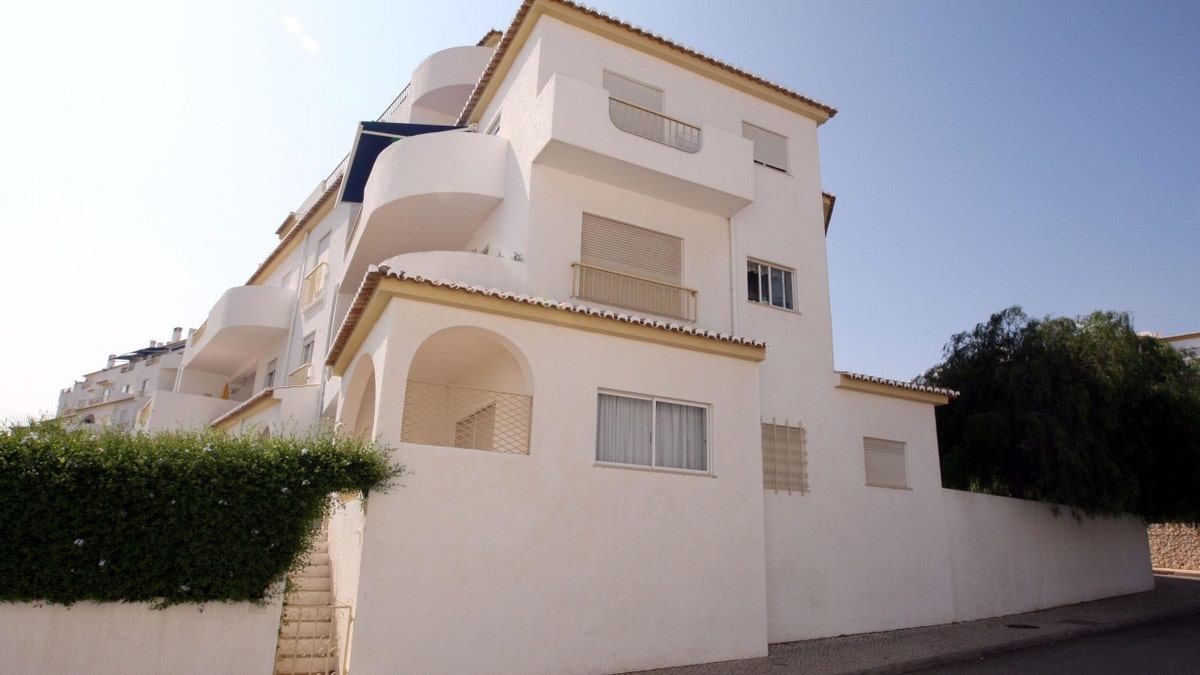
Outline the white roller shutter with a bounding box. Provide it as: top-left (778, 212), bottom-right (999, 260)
top-left (743, 122), bottom-right (789, 172)
top-left (603, 70), bottom-right (664, 112)
top-left (580, 213), bottom-right (682, 284)
top-left (864, 437), bottom-right (908, 488)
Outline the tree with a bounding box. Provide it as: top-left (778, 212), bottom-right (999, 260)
top-left (919, 307), bottom-right (1200, 522)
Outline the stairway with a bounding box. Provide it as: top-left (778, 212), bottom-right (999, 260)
top-left (275, 525), bottom-right (344, 675)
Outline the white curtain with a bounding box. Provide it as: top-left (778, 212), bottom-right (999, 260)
top-left (597, 394), bottom-right (652, 465)
top-left (655, 401), bottom-right (706, 471)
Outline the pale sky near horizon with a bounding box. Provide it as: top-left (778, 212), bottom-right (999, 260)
top-left (1, 0), bottom-right (1197, 421)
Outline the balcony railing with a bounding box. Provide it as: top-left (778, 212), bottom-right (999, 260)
top-left (276, 604), bottom-right (352, 675)
top-left (572, 262), bottom-right (697, 322)
top-left (301, 263), bottom-right (328, 307)
top-left (401, 380), bottom-right (532, 455)
top-left (608, 98), bottom-right (701, 153)
top-left (289, 363), bottom-right (313, 387)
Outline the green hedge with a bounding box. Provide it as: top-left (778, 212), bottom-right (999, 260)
top-left (0, 421), bottom-right (402, 606)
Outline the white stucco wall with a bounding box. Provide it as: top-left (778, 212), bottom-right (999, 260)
top-left (0, 598), bottom-right (282, 675)
top-left (348, 298), bottom-right (767, 675)
top-left (943, 489), bottom-right (1154, 620)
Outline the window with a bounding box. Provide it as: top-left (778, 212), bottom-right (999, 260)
top-left (265, 359), bottom-right (277, 388)
top-left (575, 214), bottom-right (696, 321)
top-left (762, 419), bottom-right (808, 494)
top-left (300, 336), bottom-right (315, 365)
top-left (742, 122), bottom-right (788, 172)
top-left (864, 437), bottom-right (908, 489)
top-left (120, 384), bottom-right (131, 394)
top-left (747, 259), bottom-right (794, 310)
top-left (139, 379), bottom-right (149, 396)
top-left (603, 70), bottom-right (664, 112)
top-left (596, 392), bottom-right (707, 472)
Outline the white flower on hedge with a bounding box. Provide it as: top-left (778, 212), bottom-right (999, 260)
top-left (180, 584), bottom-right (190, 592)
top-left (301, 480), bottom-right (310, 486)
top-left (281, 487), bottom-right (290, 494)
top-left (301, 448), bottom-right (309, 455)
top-left (74, 538), bottom-right (85, 546)
top-left (98, 559), bottom-right (106, 567)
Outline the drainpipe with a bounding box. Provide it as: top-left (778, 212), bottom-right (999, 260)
top-left (728, 216), bottom-right (739, 335)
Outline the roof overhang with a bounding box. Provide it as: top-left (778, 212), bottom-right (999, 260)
top-left (328, 268), bottom-right (767, 376)
top-left (836, 372), bottom-right (956, 406)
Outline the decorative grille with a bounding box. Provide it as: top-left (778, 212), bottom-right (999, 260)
top-left (762, 418), bottom-right (809, 494)
top-left (401, 380), bottom-right (532, 455)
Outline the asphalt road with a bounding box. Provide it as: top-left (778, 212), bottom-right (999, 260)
top-left (916, 612), bottom-right (1200, 674)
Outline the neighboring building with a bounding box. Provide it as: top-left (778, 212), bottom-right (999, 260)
top-left (1163, 331), bottom-right (1200, 361)
top-left (56, 328), bottom-right (188, 430)
top-left (59, 2), bottom-right (1153, 672)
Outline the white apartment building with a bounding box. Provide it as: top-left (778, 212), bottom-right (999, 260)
top-left (63, 1), bottom-right (1153, 672)
top-left (56, 328), bottom-right (188, 430)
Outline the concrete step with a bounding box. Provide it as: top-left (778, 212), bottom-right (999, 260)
top-left (275, 653), bottom-right (338, 674)
top-left (298, 562), bottom-right (331, 578)
top-left (286, 590), bottom-right (332, 605)
top-left (305, 552), bottom-right (331, 566)
top-left (293, 576), bottom-right (331, 591)
top-left (279, 618), bottom-right (334, 638)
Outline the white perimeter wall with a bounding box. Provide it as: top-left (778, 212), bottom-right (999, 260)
top-left (0, 598), bottom-right (282, 675)
top-left (944, 489), bottom-right (1153, 621)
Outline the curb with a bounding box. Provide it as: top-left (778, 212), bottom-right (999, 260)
top-left (855, 604), bottom-right (1200, 675)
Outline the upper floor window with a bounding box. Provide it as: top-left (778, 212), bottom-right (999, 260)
top-left (747, 259), bottom-right (795, 310)
top-left (596, 392), bottom-right (708, 473)
top-left (864, 437), bottom-right (908, 489)
top-left (603, 70), bottom-right (700, 153)
top-left (265, 359), bottom-right (277, 388)
top-left (742, 122), bottom-right (788, 172)
top-left (574, 214), bottom-right (697, 321)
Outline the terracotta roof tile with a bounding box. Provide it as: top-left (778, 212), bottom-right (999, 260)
top-left (839, 371), bottom-right (960, 399)
top-left (458, 0), bottom-right (837, 125)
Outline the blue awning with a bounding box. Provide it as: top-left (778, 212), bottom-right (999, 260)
top-left (340, 122), bottom-right (462, 204)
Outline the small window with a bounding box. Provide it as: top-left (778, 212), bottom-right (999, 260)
top-left (747, 260), bottom-right (795, 310)
top-left (864, 437), bottom-right (908, 489)
top-left (596, 392), bottom-right (707, 472)
top-left (485, 113), bottom-right (501, 136)
top-left (300, 336), bottom-right (315, 365)
top-left (762, 419), bottom-right (808, 494)
top-left (120, 384), bottom-right (131, 394)
top-left (265, 359), bottom-right (277, 388)
top-left (742, 122), bottom-right (788, 172)
top-left (602, 70), bottom-right (664, 112)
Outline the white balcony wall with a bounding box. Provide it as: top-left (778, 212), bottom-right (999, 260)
top-left (408, 46), bottom-right (495, 125)
top-left (182, 286), bottom-right (294, 376)
top-left (530, 72), bottom-right (755, 217)
top-left (340, 132), bottom-right (508, 289)
top-left (217, 384), bottom-right (320, 436)
top-left (142, 391), bottom-right (239, 431)
top-left (378, 251), bottom-right (530, 295)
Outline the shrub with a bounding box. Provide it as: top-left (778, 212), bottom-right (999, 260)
top-left (0, 421), bottom-right (402, 606)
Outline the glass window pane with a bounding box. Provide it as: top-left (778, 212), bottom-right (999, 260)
top-left (770, 268), bottom-right (784, 307)
top-left (747, 263), bottom-right (760, 303)
top-left (597, 394), bottom-right (653, 465)
top-left (654, 401), bottom-right (706, 471)
top-left (783, 270), bottom-right (794, 309)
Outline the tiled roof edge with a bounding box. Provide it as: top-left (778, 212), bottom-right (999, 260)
top-left (840, 371), bottom-right (960, 399)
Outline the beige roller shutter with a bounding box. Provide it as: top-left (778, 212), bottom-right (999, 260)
top-left (864, 437), bottom-right (908, 488)
top-left (743, 122), bottom-right (789, 172)
top-left (603, 70), bottom-right (664, 112)
top-left (580, 213), bottom-right (682, 284)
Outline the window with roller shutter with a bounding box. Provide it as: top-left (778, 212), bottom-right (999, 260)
top-left (574, 213), bottom-right (696, 321)
top-left (864, 437), bottom-right (909, 489)
top-left (742, 122), bottom-right (789, 172)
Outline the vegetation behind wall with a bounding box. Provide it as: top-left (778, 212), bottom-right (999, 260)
top-left (0, 421), bottom-right (401, 606)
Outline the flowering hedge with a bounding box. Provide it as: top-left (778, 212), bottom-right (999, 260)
top-left (0, 421), bottom-right (401, 606)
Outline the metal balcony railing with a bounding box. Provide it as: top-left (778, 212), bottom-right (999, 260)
top-left (401, 380), bottom-right (532, 455)
top-left (301, 263), bottom-right (328, 307)
top-left (608, 97), bottom-right (701, 153)
top-left (572, 262), bottom-right (697, 322)
top-left (276, 604), bottom-right (352, 675)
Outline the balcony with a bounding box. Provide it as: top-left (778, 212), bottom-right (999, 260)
top-left (408, 46), bottom-right (495, 123)
top-left (572, 262), bottom-right (697, 322)
top-left (182, 285), bottom-right (294, 376)
top-left (300, 263), bottom-right (327, 308)
top-left (401, 380), bottom-right (532, 455)
top-left (289, 363), bottom-right (313, 387)
top-left (530, 73), bottom-right (755, 217)
top-left (340, 131), bottom-right (507, 288)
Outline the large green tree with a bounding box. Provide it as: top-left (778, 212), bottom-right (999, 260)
top-left (919, 307), bottom-right (1200, 522)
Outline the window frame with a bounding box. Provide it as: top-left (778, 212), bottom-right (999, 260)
top-left (747, 258), bottom-right (796, 311)
top-left (595, 390), bottom-right (710, 475)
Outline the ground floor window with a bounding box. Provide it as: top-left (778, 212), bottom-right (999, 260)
top-left (596, 392), bottom-right (708, 472)
top-left (864, 437), bottom-right (908, 488)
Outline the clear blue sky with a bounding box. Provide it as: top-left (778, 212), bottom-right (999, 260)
top-left (1, 0), bottom-right (1197, 421)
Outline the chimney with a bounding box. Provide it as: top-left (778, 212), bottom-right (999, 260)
top-left (106, 354), bottom-right (116, 369)
top-left (172, 326), bottom-right (183, 342)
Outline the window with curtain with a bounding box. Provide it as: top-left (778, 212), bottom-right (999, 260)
top-left (596, 392), bottom-right (708, 472)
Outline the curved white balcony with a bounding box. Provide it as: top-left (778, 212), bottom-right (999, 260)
top-left (409, 46), bottom-right (494, 122)
top-left (182, 285), bottom-right (294, 375)
top-left (530, 73), bottom-right (755, 217)
top-left (341, 132), bottom-right (508, 288)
